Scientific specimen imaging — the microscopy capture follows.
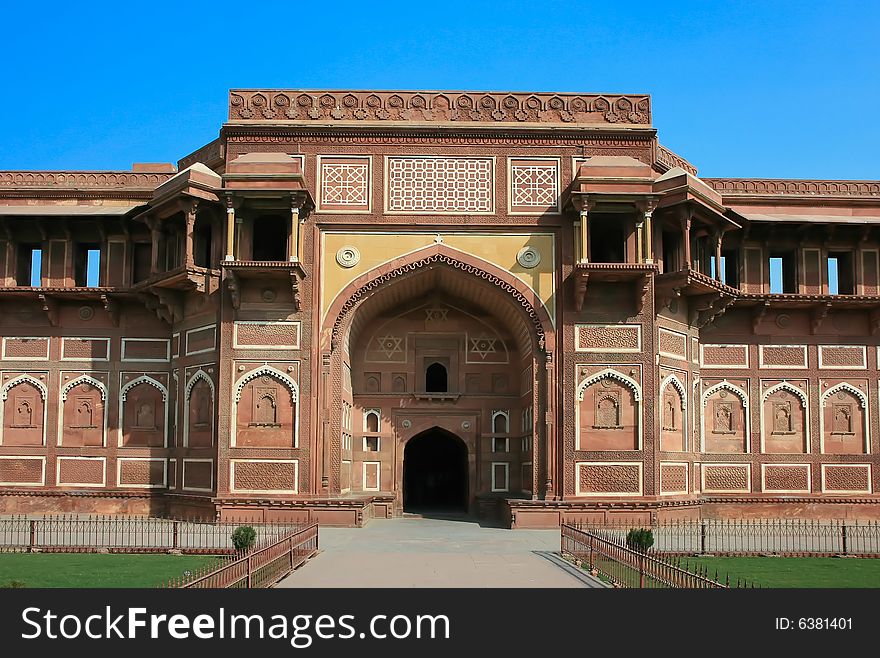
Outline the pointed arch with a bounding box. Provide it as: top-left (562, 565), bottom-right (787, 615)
top-left (231, 365), bottom-right (300, 448)
top-left (760, 381), bottom-right (809, 454)
top-left (183, 369), bottom-right (215, 448)
top-left (577, 369), bottom-right (642, 401)
top-left (185, 369), bottom-right (215, 399)
top-left (763, 381), bottom-right (808, 408)
top-left (58, 375), bottom-right (108, 448)
top-left (233, 365), bottom-right (298, 403)
top-left (1, 374), bottom-right (47, 401)
top-left (120, 375), bottom-right (168, 402)
top-left (118, 375), bottom-right (168, 448)
top-left (660, 374), bottom-right (687, 409)
top-left (61, 374), bottom-right (107, 401)
top-left (0, 374), bottom-right (48, 447)
top-left (821, 382), bottom-right (867, 408)
top-left (701, 381), bottom-right (748, 408)
top-left (819, 382), bottom-right (870, 454)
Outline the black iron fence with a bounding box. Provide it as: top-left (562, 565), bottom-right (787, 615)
top-left (562, 524), bottom-right (731, 588)
top-left (573, 519), bottom-right (880, 556)
top-left (163, 524), bottom-right (319, 588)
top-left (0, 515), bottom-right (302, 554)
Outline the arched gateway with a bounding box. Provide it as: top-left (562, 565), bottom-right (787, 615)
top-left (320, 244), bottom-right (556, 515)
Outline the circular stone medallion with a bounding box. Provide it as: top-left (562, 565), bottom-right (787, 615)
top-left (336, 246), bottom-right (361, 268)
top-left (516, 246), bottom-right (541, 269)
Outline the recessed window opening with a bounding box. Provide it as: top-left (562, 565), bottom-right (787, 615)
top-left (17, 244), bottom-right (41, 287)
top-left (252, 215), bottom-right (287, 261)
top-left (425, 362), bottom-right (448, 393)
top-left (75, 244), bottom-right (101, 286)
top-left (723, 250), bottom-right (739, 288)
top-left (661, 230), bottom-right (681, 273)
top-left (769, 252), bottom-right (796, 293)
top-left (589, 215), bottom-right (626, 263)
top-left (194, 219), bottom-right (213, 268)
top-left (828, 251), bottom-right (854, 295)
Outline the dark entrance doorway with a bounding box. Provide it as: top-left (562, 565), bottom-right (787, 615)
top-left (403, 428), bottom-right (468, 512)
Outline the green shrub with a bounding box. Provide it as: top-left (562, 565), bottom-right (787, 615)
top-left (625, 528), bottom-right (654, 553)
top-left (232, 526), bottom-right (257, 552)
top-left (1, 580), bottom-right (26, 588)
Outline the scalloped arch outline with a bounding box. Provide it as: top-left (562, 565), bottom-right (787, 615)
top-left (185, 369), bottom-right (215, 399)
top-left (660, 374), bottom-right (687, 410)
top-left (61, 374), bottom-right (107, 402)
top-left (233, 366), bottom-right (298, 403)
top-left (1, 374), bottom-right (48, 401)
top-left (577, 368), bottom-right (641, 402)
top-left (821, 382), bottom-right (868, 409)
top-left (763, 381), bottom-right (808, 408)
top-left (120, 375), bottom-right (167, 402)
top-left (701, 381), bottom-right (748, 408)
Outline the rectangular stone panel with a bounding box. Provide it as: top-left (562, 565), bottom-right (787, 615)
top-left (576, 462), bottom-right (642, 496)
top-left (318, 156), bottom-right (371, 212)
top-left (508, 158), bottom-right (560, 214)
top-left (121, 338), bottom-right (170, 362)
top-left (61, 337), bottom-right (110, 361)
top-left (0, 456), bottom-right (45, 485)
top-left (2, 337), bottom-right (49, 360)
top-left (802, 248), bottom-right (822, 295)
top-left (862, 250), bottom-right (879, 295)
top-left (702, 463), bottom-right (750, 493)
top-left (491, 462), bottom-right (509, 492)
top-left (171, 333), bottom-right (180, 359)
top-left (57, 457), bottom-right (105, 487)
top-left (762, 464), bottom-right (810, 493)
top-left (363, 461), bottom-right (380, 491)
top-left (386, 156), bottom-right (493, 213)
top-left (658, 328), bottom-right (687, 360)
top-left (759, 345), bottom-right (808, 369)
top-left (231, 459), bottom-right (298, 494)
top-left (168, 458), bottom-right (177, 489)
top-left (821, 464), bottom-right (871, 493)
top-left (576, 324), bottom-right (641, 353)
top-left (818, 345), bottom-right (866, 369)
top-left (117, 458), bottom-right (166, 488)
top-left (659, 462), bottom-right (688, 495)
top-left (182, 459), bottom-right (213, 491)
top-left (185, 325), bottom-right (216, 356)
top-left (701, 344), bottom-right (749, 368)
top-left (233, 321), bottom-right (301, 350)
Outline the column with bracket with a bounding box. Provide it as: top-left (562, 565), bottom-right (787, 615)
top-left (224, 196), bottom-right (235, 261)
top-left (184, 201), bottom-right (197, 267)
top-left (289, 199), bottom-right (300, 262)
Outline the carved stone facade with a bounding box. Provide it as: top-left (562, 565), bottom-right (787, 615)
top-left (1, 87), bottom-right (879, 526)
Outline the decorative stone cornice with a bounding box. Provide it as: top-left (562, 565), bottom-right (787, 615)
top-left (228, 89), bottom-right (651, 126)
top-left (704, 178), bottom-right (880, 198)
top-left (0, 171), bottom-right (173, 190)
top-left (656, 145), bottom-right (698, 176)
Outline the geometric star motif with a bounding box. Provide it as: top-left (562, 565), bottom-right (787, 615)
top-left (377, 334), bottom-right (403, 359)
top-left (469, 333), bottom-right (497, 359)
top-left (425, 306), bottom-right (448, 322)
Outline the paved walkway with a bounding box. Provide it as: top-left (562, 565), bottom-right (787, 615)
top-left (278, 516), bottom-right (604, 588)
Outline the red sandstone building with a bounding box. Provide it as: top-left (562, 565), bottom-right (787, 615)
top-left (0, 89), bottom-right (879, 527)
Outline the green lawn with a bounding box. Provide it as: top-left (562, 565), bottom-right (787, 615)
top-left (0, 553), bottom-right (220, 588)
top-left (691, 556), bottom-right (880, 588)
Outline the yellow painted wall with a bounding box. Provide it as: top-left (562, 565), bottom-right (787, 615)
top-left (321, 232), bottom-right (556, 323)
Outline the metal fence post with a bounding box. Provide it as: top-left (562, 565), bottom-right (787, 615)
top-left (246, 553), bottom-right (253, 588)
top-left (841, 523), bottom-right (848, 556)
top-left (700, 521), bottom-right (707, 554)
top-left (172, 521), bottom-right (180, 551)
top-left (29, 520), bottom-right (36, 551)
top-left (638, 554), bottom-right (645, 588)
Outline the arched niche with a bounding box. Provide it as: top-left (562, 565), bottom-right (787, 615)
top-left (701, 382), bottom-right (748, 453)
top-left (0, 375), bottom-right (47, 446)
top-left (185, 370), bottom-right (215, 448)
top-left (660, 375), bottom-right (686, 452)
top-left (577, 370), bottom-right (641, 451)
top-left (761, 383), bottom-right (807, 454)
top-left (233, 367), bottom-right (299, 448)
top-left (821, 383), bottom-right (868, 454)
top-left (120, 376), bottom-right (167, 447)
top-left (60, 375), bottom-right (106, 447)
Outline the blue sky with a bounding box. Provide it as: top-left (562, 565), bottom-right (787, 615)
top-left (0, 1), bottom-right (878, 179)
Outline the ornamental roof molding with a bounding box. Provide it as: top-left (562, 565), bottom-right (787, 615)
top-left (228, 89), bottom-right (652, 127)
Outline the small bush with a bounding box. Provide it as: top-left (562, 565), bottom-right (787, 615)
top-left (232, 526), bottom-right (257, 552)
top-left (625, 528), bottom-right (654, 553)
top-left (1, 580), bottom-right (26, 588)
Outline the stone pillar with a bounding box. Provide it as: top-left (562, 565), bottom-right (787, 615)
top-left (544, 351), bottom-right (556, 499)
top-left (289, 201), bottom-right (300, 263)
top-left (579, 209), bottom-right (589, 264)
top-left (635, 216), bottom-right (644, 264)
top-left (714, 230), bottom-right (723, 282)
top-left (147, 216), bottom-right (161, 275)
top-left (644, 209), bottom-right (654, 263)
top-left (224, 197), bottom-right (235, 261)
top-left (681, 211), bottom-right (692, 269)
top-left (184, 203), bottom-right (196, 267)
